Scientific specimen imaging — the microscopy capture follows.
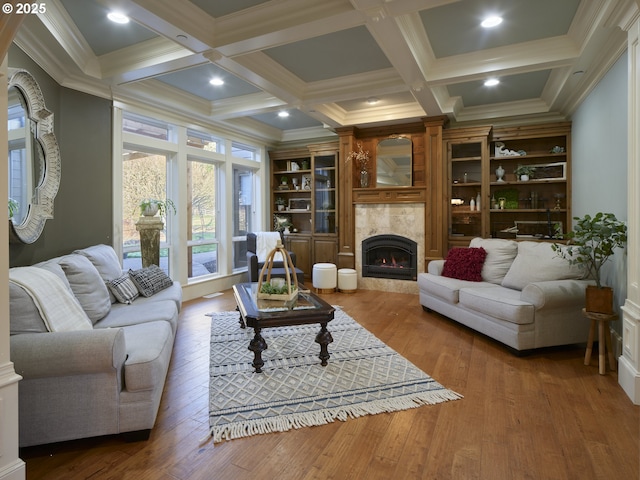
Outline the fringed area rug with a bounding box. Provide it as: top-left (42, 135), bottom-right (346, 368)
top-left (205, 308), bottom-right (462, 443)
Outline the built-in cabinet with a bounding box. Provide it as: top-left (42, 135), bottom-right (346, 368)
top-left (444, 122), bottom-right (571, 250)
top-left (269, 143), bottom-right (339, 278)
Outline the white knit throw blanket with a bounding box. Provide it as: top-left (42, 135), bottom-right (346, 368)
top-left (256, 232), bottom-right (283, 262)
top-left (9, 267), bottom-right (93, 332)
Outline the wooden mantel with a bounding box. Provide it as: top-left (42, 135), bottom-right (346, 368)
top-left (335, 116), bottom-right (448, 271)
top-left (352, 186), bottom-right (426, 204)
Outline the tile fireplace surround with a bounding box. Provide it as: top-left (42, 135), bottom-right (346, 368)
top-left (355, 203), bottom-right (425, 294)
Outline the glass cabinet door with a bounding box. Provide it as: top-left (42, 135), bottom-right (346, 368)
top-left (313, 154), bottom-right (337, 234)
top-left (448, 140), bottom-right (486, 241)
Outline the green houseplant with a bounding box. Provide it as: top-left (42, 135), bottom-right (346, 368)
top-left (139, 198), bottom-right (177, 218)
top-left (552, 212), bottom-right (627, 313)
top-left (8, 198), bottom-right (19, 219)
top-left (514, 165), bottom-right (536, 181)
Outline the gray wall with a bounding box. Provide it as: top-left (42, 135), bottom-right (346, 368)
top-left (572, 52), bottom-right (628, 323)
top-left (8, 45), bottom-right (113, 267)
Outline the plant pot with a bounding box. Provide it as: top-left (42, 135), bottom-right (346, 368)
top-left (142, 204), bottom-right (159, 216)
top-left (585, 285), bottom-right (614, 314)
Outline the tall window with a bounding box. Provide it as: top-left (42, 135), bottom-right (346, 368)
top-left (188, 158), bottom-right (218, 279)
top-left (121, 149), bottom-right (170, 273)
top-left (117, 109), bottom-right (265, 288)
top-left (232, 166), bottom-right (255, 270)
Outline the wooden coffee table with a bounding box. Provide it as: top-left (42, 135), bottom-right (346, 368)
top-left (232, 282), bottom-right (335, 373)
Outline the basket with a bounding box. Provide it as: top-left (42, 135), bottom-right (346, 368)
top-left (256, 239), bottom-right (299, 301)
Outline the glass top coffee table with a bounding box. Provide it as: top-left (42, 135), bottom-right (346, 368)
top-left (232, 282), bottom-right (335, 373)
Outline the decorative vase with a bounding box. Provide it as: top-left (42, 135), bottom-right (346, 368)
top-left (360, 170), bottom-right (369, 188)
top-left (585, 285), bottom-right (614, 314)
top-left (496, 165), bottom-right (505, 182)
top-left (142, 203), bottom-right (159, 216)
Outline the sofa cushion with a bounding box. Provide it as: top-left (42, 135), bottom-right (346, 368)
top-left (501, 241), bottom-right (585, 291)
top-left (121, 321), bottom-right (174, 392)
top-left (469, 237), bottom-right (518, 284)
top-left (106, 274), bottom-right (139, 304)
top-left (442, 247), bottom-right (487, 281)
top-left (417, 273), bottom-right (497, 304)
top-left (74, 244), bottom-right (122, 281)
top-left (58, 254), bottom-right (112, 323)
top-left (96, 299), bottom-right (179, 334)
top-left (75, 244), bottom-right (124, 303)
top-left (129, 265), bottom-right (173, 297)
top-left (459, 286), bottom-right (535, 325)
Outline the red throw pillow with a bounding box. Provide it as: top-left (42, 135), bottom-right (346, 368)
top-left (442, 247), bottom-right (487, 282)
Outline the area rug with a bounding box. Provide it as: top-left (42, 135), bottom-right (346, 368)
top-left (205, 308), bottom-right (462, 443)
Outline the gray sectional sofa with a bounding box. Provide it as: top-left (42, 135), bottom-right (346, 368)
top-left (9, 244), bottom-right (182, 447)
top-left (418, 238), bottom-right (594, 352)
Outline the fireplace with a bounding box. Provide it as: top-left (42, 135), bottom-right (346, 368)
top-left (361, 234), bottom-right (417, 281)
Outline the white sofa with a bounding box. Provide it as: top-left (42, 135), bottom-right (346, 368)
top-left (418, 238), bottom-right (594, 352)
top-left (9, 244), bottom-right (182, 447)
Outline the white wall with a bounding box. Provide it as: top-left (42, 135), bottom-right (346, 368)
top-left (571, 53), bottom-right (629, 314)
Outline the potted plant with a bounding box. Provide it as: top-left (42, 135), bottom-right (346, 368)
top-left (8, 198), bottom-right (19, 219)
top-left (139, 198), bottom-right (177, 218)
top-left (514, 165), bottom-right (536, 181)
top-left (280, 175), bottom-right (289, 187)
top-left (275, 196), bottom-right (286, 211)
top-left (552, 212), bottom-right (627, 314)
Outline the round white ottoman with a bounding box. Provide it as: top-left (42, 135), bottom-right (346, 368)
top-left (338, 268), bottom-right (357, 293)
top-left (312, 263), bottom-right (337, 293)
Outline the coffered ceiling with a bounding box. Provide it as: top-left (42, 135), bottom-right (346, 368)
top-left (13, 0), bottom-right (636, 143)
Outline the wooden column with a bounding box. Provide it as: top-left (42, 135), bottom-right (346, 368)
top-left (335, 127), bottom-right (358, 269)
top-left (423, 116), bottom-right (448, 268)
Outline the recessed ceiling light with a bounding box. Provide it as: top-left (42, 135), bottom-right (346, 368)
top-left (367, 97), bottom-right (379, 105)
top-left (107, 12), bottom-right (130, 24)
top-left (278, 111), bottom-right (290, 118)
top-left (481, 16), bottom-right (502, 28)
top-left (484, 78), bottom-right (500, 87)
top-left (209, 77), bottom-right (224, 86)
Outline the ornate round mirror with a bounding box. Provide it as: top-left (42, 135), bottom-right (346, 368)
top-left (7, 69), bottom-right (61, 244)
top-left (376, 136), bottom-right (412, 187)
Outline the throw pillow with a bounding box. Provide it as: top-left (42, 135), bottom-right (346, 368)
top-left (58, 254), bottom-right (112, 323)
top-left (501, 241), bottom-right (586, 290)
top-left (129, 265), bottom-right (173, 297)
top-left (442, 247), bottom-right (487, 282)
top-left (107, 274), bottom-right (139, 304)
top-left (469, 237), bottom-right (518, 284)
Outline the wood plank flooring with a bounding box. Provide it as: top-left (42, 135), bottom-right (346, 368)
top-left (21, 289), bottom-right (639, 479)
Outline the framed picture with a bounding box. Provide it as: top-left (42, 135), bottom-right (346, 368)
top-left (527, 162), bottom-right (567, 181)
top-left (301, 174), bottom-right (312, 190)
top-left (288, 198), bottom-right (311, 211)
top-left (514, 220), bottom-right (563, 239)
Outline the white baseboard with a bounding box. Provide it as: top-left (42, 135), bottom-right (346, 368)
top-left (0, 460), bottom-right (26, 480)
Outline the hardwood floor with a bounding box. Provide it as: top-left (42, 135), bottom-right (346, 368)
top-left (21, 289), bottom-right (639, 479)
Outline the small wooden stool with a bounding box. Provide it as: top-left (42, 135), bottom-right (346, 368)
top-left (582, 308), bottom-right (617, 375)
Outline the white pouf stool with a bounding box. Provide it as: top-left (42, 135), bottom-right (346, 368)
top-left (338, 268), bottom-right (357, 293)
top-left (312, 263), bottom-right (337, 293)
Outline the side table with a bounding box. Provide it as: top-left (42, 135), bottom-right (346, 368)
top-left (582, 308), bottom-right (617, 375)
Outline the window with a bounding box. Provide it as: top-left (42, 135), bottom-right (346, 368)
top-left (232, 166), bottom-right (256, 270)
top-left (116, 108), bottom-right (266, 289)
top-left (187, 129), bottom-right (224, 153)
top-left (123, 112), bottom-right (173, 141)
top-left (231, 141), bottom-right (260, 162)
top-left (121, 148), bottom-right (171, 273)
top-left (188, 158), bottom-right (218, 279)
